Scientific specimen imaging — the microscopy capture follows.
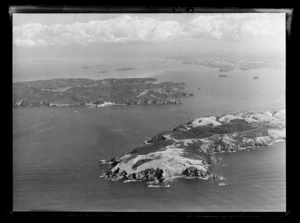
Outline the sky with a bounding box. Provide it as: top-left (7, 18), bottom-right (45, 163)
top-left (13, 13), bottom-right (286, 59)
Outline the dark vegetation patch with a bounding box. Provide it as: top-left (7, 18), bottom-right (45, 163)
top-left (132, 159), bottom-right (154, 170)
top-left (148, 131), bottom-right (173, 143)
top-left (210, 138), bottom-right (238, 153)
top-left (264, 123), bottom-right (285, 130)
top-left (171, 119), bottom-right (257, 140)
top-left (237, 125), bottom-right (269, 138)
top-left (182, 166), bottom-right (207, 177)
top-left (173, 124), bottom-right (187, 131)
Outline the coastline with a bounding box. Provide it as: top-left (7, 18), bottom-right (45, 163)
top-left (13, 77), bottom-right (194, 108)
top-left (100, 108), bottom-right (286, 187)
top-left (13, 99), bottom-right (184, 108)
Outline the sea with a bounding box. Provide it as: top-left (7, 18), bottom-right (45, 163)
top-left (13, 56), bottom-right (286, 211)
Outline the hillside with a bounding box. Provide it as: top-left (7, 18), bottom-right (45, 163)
top-left (100, 108), bottom-right (286, 187)
top-left (13, 78), bottom-right (194, 107)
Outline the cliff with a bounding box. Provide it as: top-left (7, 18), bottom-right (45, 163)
top-left (100, 108), bottom-right (285, 187)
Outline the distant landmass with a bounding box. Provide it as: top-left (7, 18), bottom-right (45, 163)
top-left (100, 108), bottom-right (285, 187)
top-left (253, 76), bottom-right (260, 80)
top-left (13, 78), bottom-right (194, 107)
top-left (218, 74), bottom-right (228, 78)
top-left (219, 67), bottom-right (234, 72)
top-left (82, 65), bottom-right (137, 74)
top-left (94, 69), bottom-right (109, 74)
top-left (115, 68), bottom-right (135, 71)
top-left (82, 65), bottom-right (104, 69)
top-left (171, 55), bottom-right (285, 72)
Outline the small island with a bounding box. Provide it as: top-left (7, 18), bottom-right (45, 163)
top-left (82, 65), bottom-right (136, 73)
top-left (100, 108), bottom-right (285, 187)
top-left (218, 74), bottom-right (229, 78)
top-left (82, 65), bottom-right (104, 69)
top-left (115, 68), bottom-right (135, 71)
top-left (94, 69), bottom-right (109, 74)
top-left (253, 76), bottom-right (260, 80)
top-left (219, 67), bottom-right (234, 72)
top-left (13, 78), bottom-right (194, 107)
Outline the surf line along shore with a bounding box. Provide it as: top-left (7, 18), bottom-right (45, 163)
top-left (99, 108), bottom-right (285, 187)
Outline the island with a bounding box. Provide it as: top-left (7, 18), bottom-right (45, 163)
top-left (219, 67), bottom-right (234, 72)
top-left (218, 74), bottom-right (229, 78)
top-left (115, 68), bottom-right (135, 71)
top-left (100, 108), bottom-right (285, 187)
top-left (13, 78), bottom-right (194, 107)
top-left (173, 55), bottom-right (285, 72)
top-left (94, 69), bottom-right (109, 74)
top-left (81, 65), bottom-right (104, 69)
top-left (82, 65), bottom-right (136, 73)
top-left (253, 76), bottom-right (260, 80)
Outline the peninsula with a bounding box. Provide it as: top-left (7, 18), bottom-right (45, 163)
top-left (13, 78), bottom-right (194, 107)
top-left (100, 108), bottom-right (285, 187)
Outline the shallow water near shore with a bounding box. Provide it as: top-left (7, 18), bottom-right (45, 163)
top-left (13, 61), bottom-right (285, 211)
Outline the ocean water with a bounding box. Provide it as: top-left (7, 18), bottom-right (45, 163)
top-left (12, 56), bottom-right (179, 82)
top-left (13, 57), bottom-right (286, 211)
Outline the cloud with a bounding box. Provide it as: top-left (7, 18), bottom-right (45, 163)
top-left (188, 13), bottom-right (285, 41)
top-left (13, 14), bottom-right (285, 47)
top-left (13, 15), bottom-right (184, 47)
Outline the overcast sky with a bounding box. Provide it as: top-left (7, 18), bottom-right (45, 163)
top-left (13, 13), bottom-right (286, 59)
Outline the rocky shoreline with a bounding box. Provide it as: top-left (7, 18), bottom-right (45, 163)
top-left (100, 108), bottom-right (285, 187)
top-left (13, 98), bottom-right (184, 108)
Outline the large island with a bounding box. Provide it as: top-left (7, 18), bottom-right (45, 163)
top-left (13, 78), bottom-right (194, 107)
top-left (100, 108), bottom-right (285, 187)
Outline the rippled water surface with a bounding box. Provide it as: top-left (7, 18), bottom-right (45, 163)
top-left (13, 59), bottom-right (285, 211)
